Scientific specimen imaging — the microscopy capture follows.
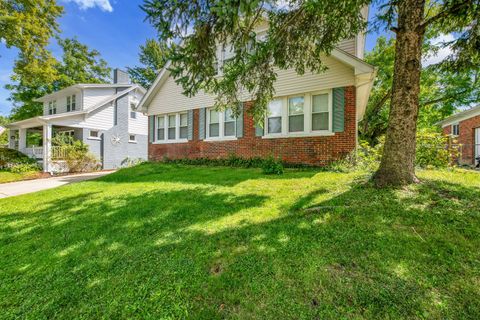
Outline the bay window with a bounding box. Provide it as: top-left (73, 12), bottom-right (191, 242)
top-left (312, 94), bottom-right (329, 131)
top-left (288, 96), bottom-right (304, 132)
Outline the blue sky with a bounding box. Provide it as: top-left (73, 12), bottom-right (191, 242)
top-left (0, 1), bottom-right (384, 117)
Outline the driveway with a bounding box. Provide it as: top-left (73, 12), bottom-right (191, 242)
top-left (0, 171), bottom-right (114, 199)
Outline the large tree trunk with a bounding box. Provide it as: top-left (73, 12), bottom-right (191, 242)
top-left (373, 0), bottom-right (425, 187)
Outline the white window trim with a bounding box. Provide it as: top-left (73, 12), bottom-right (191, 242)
top-left (128, 134), bottom-right (137, 143)
top-left (451, 123), bottom-right (460, 137)
top-left (263, 89), bottom-right (334, 139)
top-left (153, 113), bottom-right (189, 144)
top-left (88, 130), bottom-right (101, 140)
top-left (205, 108), bottom-right (238, 141)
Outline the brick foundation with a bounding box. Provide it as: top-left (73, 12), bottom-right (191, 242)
top-left (442, 114), bottom-right (480, 165)
top-left (149, 86), bottom-right (357, 166)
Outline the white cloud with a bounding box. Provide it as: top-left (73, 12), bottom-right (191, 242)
top-left (64, 0), bottom-right (113, 12)
top-left (422, 34), bottom-right (455, 67)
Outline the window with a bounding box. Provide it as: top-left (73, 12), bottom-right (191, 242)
top-left (224, 109), bottom-right (236, 136)
top-left (288, 96), bottom-right (304, 132)
top-left (312, 94), bottom-right (329, 131)
top-left (48, 101), bottom-right (57, 115)
top-left (71, 94), bottom-right (76, 111)
top-left (267, 100), bottom-right (282, 134)
top-left (129, 134), bottom-right (136, 142)
top-left (157, 116), bottom-right (165, 140)
top-left (89, 130), bottom-right (99, 138)
top-left (452, 124), bottom-right (460, 136)
top-left (209, 109), bottom-right (220, 137)
top-left (263, 90), bottom-right (333, 138)
top-left (168, 114), bottom-right (176, 140)
top-left (66, 95), bottom-right (76, 112)
top-left (130, 103), bottom-right (137, 119)
top-left (155, 113), bottom-right (189, 143)
top-left (59, 130), bottom-right (74, 138)
top-left (179, 113), bottom-right (188, 139)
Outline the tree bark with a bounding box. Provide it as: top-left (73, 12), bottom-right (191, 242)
top-left (373, 0), bottom-right (426, 187)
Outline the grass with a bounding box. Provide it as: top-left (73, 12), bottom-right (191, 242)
top-left (0, 163), bottom-right (479, 319)
top-left (0, 170), bottom-right (40, 184)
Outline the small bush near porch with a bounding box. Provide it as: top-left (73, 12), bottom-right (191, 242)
top-left (0, 163), bottom-right (479, 319)
top-left (0, 148), bottom-right (41, 183)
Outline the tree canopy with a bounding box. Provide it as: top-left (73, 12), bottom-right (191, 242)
top-left (7, 38), bottom-right (112, 121)
top-left (127, 39), bottom-right (169, 88)
top-left (0, 0), bottom-right (63, 85)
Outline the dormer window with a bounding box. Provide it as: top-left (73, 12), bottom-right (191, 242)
top-left (48, 101), bottom-right (57, 115)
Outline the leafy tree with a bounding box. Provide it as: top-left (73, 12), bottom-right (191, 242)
top-left (360, 36), bottom-right (480, 145)
top-left (0, 116), bottom-right (9, 145)
top-left (7, 37), bottom-right (112, 121)
top-left (127, 39), bottom-right (169, 88)
top-left (142, 0), bottom-right (480, 187)
top-left (0, 0), bottom-right (63, 85)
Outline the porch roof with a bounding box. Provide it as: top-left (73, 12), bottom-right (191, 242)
top-left (6, 111), bottom-right (86, 129)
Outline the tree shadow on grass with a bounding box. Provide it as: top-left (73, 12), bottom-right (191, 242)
top-left (0, 173), bottom-right (479, 319)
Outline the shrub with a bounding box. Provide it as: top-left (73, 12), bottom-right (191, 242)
top-left (121, 157), bottom-right (146, 168)
top-left (0, 148), bottom-right (38, 170)
top-left (329, 139), bottom-right (383, 172)
top-left (416, 129), bottom-right (460, 168)
top-left (10, 163), bottom-right (41, 173)
top-left (52, 136), bottom-right (100, 173)
top-left (261, 156), bottom-right (284, 175)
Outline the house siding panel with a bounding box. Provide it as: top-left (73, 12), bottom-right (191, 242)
top-left (337, 38), bottom-right (356, 56)
top-left (149, 86), bottom-right (356, 166)
top-left (83, 88), bottom-right (117, 109)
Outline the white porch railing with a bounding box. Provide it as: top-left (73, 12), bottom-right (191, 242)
top-left (22, 147), bottom-right (44, 159)
top-left (51, 146), bottom-right (68, 160)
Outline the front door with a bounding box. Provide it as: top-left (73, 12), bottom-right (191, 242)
top-left (475, 128), bottom-right (480, 167)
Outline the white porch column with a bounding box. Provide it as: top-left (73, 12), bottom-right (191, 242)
top-left (42, 124), bottom-right (52, 173)
top-left (18, 128), bottom-right (27, 151)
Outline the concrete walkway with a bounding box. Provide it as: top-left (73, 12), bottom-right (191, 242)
top-left (0, 171), bottom-right (113, 199)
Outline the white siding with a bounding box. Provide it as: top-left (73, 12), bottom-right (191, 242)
top-left (43, 90), bottom-right (82, 115)
top-left (148, 55), bottom-right (355, 115)
top-left (83, 88), bottom-right (116, 109)
top-left (337, 38), bottom-right (356, 56)
top-left (128, 96), bottom-right (149, 135)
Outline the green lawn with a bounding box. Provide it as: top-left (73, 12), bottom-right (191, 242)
top-left (0, 170), bottom-right (39, 184)
top-left (1, 163), bottom-right (479, 319)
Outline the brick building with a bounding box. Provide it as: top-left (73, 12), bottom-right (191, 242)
top-left (439, 105), bottom-right (480, 167)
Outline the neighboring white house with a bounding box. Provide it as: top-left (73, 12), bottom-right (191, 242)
top-left (7, 69), bottom-right (148, 173)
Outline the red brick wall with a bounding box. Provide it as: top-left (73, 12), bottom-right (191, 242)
top-left (442, 114), bottom-right (480, 165)
top-left (149, 86), bottom-right (357, 166)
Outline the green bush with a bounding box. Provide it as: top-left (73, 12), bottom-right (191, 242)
top-left (0, 148), bottom-right (38, 170)
top-left (52, 134), bottom-right (100, 172)
top-left (10, 163), bottom-right (41, 174)
top-left (416, 129), bottom-right (460, 168)
top-left (261, 156), bottom-right (284, 175)
top-left (163, 154), bottom-right (284, 174)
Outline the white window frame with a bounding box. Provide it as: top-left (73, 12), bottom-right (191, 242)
top-left (451, 123), bottom-right (460, 136)
top-left (153, 113), bottom-right (188, 144)
top-left (89, 130), bottom-right (100, 140)
top-left (179, 112), bottom-right (188, 140)
top-left (206, 107), bottom-right (237, 141)
top-left (263, 89), bottom-right (334, 139)
top-left (48, 100), bottom-right (57, 115)
top-left (130, 103), bottom-right (137, 119)
top-left (128, 134), bottom-right (137, 143)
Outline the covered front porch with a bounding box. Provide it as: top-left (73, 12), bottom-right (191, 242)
top-left (8, 117), bottom-right (80, 173)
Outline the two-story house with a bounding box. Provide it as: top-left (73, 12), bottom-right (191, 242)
top-left (138, 13), bottom-right (376, 166)
top-left (7, 69), bottom-right (148, 172)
